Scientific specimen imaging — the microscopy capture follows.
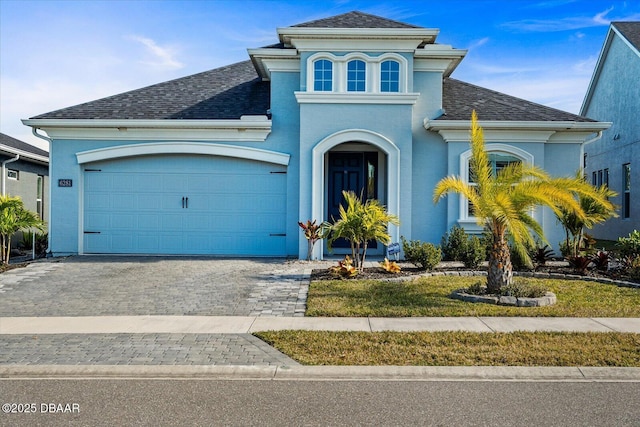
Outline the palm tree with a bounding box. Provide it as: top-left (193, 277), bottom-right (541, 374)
top-left (557, 174), bottom-right (618, 258)
top-left (433, 111), bottom-right (614, 293)
top-left (0, 195), bottom-right (45, 265)
top-left (327, 191), bottom-right (399, 271)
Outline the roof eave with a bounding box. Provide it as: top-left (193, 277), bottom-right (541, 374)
top-left (424, 119), bottom-right (611, 132)
top-left (277, 27), bottom-right (439, 48)
top-left (22, 117), bottom-right (273, 142)
top-left (0, 144), bottom-right (49, 164)
top-left (247, 48), bottom-right (299, 80)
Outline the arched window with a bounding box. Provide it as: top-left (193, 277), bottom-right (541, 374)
top-left (459, 145), bottom-right (533, 220)
top-left (347, 60), bottom-right (366, 92)
top-left (314, 59), bottom-right (333, 91)
top-left (380, 60), bottom-right (400, 92)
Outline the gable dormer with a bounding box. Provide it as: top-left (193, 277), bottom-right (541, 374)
top-left (249, 11), bottom-right (466, 104)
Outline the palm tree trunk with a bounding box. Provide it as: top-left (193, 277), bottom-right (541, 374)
top-left (1, 234), bottom-right (6, 265)
top-left (360, 242), bottom-right (368, 273)
top-left (487, 233), bottom-right (512, 293)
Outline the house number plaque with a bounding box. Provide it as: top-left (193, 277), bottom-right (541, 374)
top-left (58, 179), bottom-right (73, 187)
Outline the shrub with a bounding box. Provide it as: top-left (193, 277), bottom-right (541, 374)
top-left (559, 240), bottom-right (571, 258)
top-left (440, 225), bottom-right (467, 261)
top-left (461, 235), bottom-right (485, 269)
top-left (401, 237), bottom-right (441, 271)
top-left (627, 257), bottom-right (640, 280)
top-left (617, 230), bottom-right (640, 259)
top-left (465, 281), bottom-right (486, 295)
top-left (501, 279), bottom-right (548, 298)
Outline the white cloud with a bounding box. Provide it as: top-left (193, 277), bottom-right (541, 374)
top-left (467, 37), bottom-right (490, 51)
top-left (127, 35), bottom-right (184, 70)
top-left (466, 62), bottom-right (540, 75)
top-left (501, 6), bottom-right (617, 32)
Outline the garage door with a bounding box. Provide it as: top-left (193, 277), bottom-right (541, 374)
top-left (82, 154), bottom-right (287, 255)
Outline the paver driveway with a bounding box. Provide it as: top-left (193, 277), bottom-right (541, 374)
top-left (0, 257), bottom-right (310, 317)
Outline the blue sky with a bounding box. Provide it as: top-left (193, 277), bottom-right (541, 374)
top-left (2, 0), bottom-right (639, 150)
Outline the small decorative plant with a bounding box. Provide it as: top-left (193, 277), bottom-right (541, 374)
top-left (532, 244), bottom-right (555, 267)
top-left (591, 250), bottom-right (610, 271)
top-left (298, 219), bottom-right (327, 261)
top-left (379, 257), bottom-right (401, 274)
top-left (568, 255), bottom-right (593, 275)
top-left (329, 256), bottom-right (358, 278)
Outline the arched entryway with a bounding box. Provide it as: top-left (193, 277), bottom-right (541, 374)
top-left (311, 129), bottom-right (400, 259)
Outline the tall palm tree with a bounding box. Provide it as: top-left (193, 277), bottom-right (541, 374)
top-left (0, 195), bottom-right (45, 265)
top-left (433, 111), bottom-right (614, 293)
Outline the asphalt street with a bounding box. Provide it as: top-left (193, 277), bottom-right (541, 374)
top-left (2, 379), bottom-right (640, 426)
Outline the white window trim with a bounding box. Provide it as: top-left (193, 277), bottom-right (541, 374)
top-left (306, 52), bottom-right (408, 94)
top-left (346, 58), bottom-right (367, 92)
top-left (458, 144), bottom-right (534, 225)
top-left (7, 169), bottom-right (18, 180)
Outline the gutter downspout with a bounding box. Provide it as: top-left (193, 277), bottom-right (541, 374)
top-left (581, 130), bottom-right (603, 174)
top-left (30, 127), bottom-right (53, 257)
top-left (2, 154), bottom-right (20, 196)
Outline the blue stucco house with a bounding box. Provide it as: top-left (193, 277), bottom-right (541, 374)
top-left (23, 11), bottom-right (609, 259)
top-left (581, 21), bottom-right (640, 239)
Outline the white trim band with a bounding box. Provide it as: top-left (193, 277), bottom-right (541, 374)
top-left (76, 142), bottom-right (290, 166)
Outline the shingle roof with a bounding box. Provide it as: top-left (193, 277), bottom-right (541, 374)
top-left (613, 21), bottom-right (640, 52)
top-left (31, 11), bottom-right (595, 125)
top-left (0, 132), bottom-right (49, 158)
top-left (32, 60), bottom-right (269, 120)
top-left (440, 78), bottom-right (596, 122)
top-left (292, 11), bottom-right (420, 29)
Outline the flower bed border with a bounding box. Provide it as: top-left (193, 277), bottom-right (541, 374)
top-left (364, 269), bottom-right (640, 289)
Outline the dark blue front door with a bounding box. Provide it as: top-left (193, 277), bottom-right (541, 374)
top-left (327, 152), bottom-right (378, 248)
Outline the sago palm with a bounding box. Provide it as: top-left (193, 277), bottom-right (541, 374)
top-left (433, 111), bottom-right (614, 293)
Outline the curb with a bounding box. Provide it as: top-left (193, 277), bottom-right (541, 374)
top-left (2, 365), bottom-right (640, 382)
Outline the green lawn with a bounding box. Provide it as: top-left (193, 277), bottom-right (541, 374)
top-left (255, 330), bottom-right (640, 366)
top-left (307, 276), bottom-right (640, 317)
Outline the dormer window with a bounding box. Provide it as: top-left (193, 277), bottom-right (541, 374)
top-left (347, 60), bottom-right (366, 92)
top-left (306, 53), bottom-right (408, 94)
top-left (380, 60), bottom-right (400, 92)
top-left (313, 59), bottom-right (333, 91)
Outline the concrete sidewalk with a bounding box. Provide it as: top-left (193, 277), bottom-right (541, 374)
top-left (2, 315), bottom-right (640, 334)
top-left (2, 316), bottom-right (640, 381)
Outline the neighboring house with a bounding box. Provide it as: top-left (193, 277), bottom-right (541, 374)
top-left (581, 21), bottom-right (640, 240)
top-left (23, 11), bottom-right (609, 259)
top-left (0, 132), bottom-right (49, 246)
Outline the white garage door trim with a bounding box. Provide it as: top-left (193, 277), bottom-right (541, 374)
top-left (76, 142), bottom-right (290, 166)
top-left (77, 146), bottom-right (289, 256)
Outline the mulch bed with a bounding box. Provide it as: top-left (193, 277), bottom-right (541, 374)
top-left (311, 262), bottom-right (640, 284)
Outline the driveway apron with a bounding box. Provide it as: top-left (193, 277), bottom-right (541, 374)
top-left (0, 257), bottom-right (310, 366)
